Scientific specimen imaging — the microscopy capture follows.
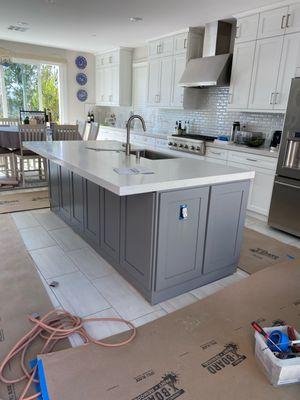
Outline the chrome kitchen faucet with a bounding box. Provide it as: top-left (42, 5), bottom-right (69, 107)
top-left (125, 115), bottom-right (146, 156)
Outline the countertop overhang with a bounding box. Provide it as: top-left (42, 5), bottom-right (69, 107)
top-left (25, 140), bottom-right (255, 196)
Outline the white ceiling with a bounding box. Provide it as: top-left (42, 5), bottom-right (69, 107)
top-left (0, 0), bottom-right (280, 53)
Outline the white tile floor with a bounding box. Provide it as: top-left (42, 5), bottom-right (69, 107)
top-left (11, 209), bottom-right (300, 345)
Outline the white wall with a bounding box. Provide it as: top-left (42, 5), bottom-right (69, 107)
top-left (0, 39), bottom-right (95, 123)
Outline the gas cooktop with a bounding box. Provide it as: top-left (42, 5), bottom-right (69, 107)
top-left (168, 134), bottom-right (217, 155)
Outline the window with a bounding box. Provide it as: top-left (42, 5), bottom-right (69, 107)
top-left (0, 60), bottom-right (61, 122)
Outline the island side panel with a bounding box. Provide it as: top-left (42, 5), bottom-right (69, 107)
top-left (203, 180), bottom-right (250, 276)
top-left (120, 193), bottom-right (157, 292)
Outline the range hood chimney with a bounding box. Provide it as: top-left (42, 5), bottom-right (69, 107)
top-left (179, 21), bottom-right (232, 88)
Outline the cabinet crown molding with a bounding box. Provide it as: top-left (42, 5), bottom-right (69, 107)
top-left (234, 0), bottom-right (300, 19)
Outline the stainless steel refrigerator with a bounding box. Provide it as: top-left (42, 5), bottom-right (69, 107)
top-left (268, 77), bottom-right (300, 237)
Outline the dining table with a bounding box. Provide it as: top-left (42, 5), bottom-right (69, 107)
top-left (0, 125), bottom-right (20, 149)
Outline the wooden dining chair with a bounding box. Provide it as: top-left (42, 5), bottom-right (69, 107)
top-left (88, 122), bottom-right (99, 140)
top-left (14, 124), bottom-right (47, 187)
top-left (0, 147), bottom-right (15, 178)
top-left (0, 118), bottom-right (19, 126)
top-left (52, 124), bottom-right (81, 141)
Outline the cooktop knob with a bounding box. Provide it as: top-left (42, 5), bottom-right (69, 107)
top-left (184, 145), bottom-right (189, 149)
top-left (179, 144), bottom-right (183, 148)
top-left (190, 146), bottom-right (195, 150)
top-left (168, 142), bottom-right (173, 146)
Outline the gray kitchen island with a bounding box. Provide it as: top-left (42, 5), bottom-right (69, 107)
top-left (25, 140), bottom-right (254, 304)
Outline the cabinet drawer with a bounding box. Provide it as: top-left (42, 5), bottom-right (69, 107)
top-left (206, 147), bottom-right (228, 160)
top-left (228, 151), bottom-right (277, 170)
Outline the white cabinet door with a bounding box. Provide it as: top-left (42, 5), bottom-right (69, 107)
top-left (235, 14), bottom-right (259, 43)
top-left (170, 54), bottom-right (186, 107)
top-left (160, 37), bottom-right (174, 57)
top-left (174, 33), bottom-right (188, 54)
top-left (227, 161), bottom-right (274, 215)
top-left (159, 56), bottom-right (173, 106)
top-left (274, 32), bottom-right (300, 110)
top-left (258, 6), bottom-right (288, 38)
top-left (95, 68), bottom-right (103, 105)
top-left (147, 58), bottom-right (161, 105)
top-left (248, 36), bottom-right (284, 110)
top-left (148, 37), bottom-right (174, 58)
top-left (286, 3), bottom-right (300, 34)
top-left (109, 66), bottom-right (119, 105)
top-left (228, 41), bottom-right (256, 109)
top-left (132, 63), bottom-right (148, 106)
top-left (148, 40), bottom-right (161, 58)
top-left (248, 166), bottom-right (275, 215)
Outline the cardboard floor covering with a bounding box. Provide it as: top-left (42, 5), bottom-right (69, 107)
top-left (39, 259), bottom-right (300, 400)
top-left (0, 214), bottom-right (69, 400)
top-left (239, 227), bottom-right (300, 274)
top-left (0, 189), bottom-right (49, 213)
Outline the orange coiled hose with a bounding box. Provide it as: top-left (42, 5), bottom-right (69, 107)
top-left (0, 309), bottom-right (137, 400)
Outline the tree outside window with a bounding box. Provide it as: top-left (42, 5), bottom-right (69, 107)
top-left (0, 61), bottom-right (60, 122)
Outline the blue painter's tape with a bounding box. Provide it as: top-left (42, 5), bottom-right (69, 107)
top-left (29, 359), bottom-right (43, 400)
top-left (37, 359), bottom-right (51, 400)
top-left (286, 254), bottom-right (295, 260)
top-left (179, 204), bottom-right (188, 220)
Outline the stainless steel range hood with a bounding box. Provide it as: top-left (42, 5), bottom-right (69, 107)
top-left (179, 21), bottom-right (233, 88)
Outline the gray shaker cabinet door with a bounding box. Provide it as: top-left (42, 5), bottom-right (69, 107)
top-left (155, 187), bottom-right (209, 291)
top-left (48, 161), bottom-right (60, 211)
top-left (120, 193), bottom-right (156, 290)
top-left (59, 166), bottom-right (71, 222)
top-left (100, 189), bottom-right (121, 263)
top-left (203, 181), bottom-right (249, 275)
top-left (70, 172), bottom-right (84, 231)
top-left (84, 179), bottom-right (101, 248)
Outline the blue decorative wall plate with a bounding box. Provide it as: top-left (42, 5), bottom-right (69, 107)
top-left (77, 89), bottom-right (88, 102)
top-left (75, 56), bottom-right (87, 69)
top-left (76, 72), bottom-right (87, 85)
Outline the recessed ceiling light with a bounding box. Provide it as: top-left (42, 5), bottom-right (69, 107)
top-left (17, 21), bottom-right (29, 26)
top-left (129, 17), bottom-right (143, 23)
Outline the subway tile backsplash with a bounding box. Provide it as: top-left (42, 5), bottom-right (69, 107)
top-left (96, 87), bottom-right (284, 144)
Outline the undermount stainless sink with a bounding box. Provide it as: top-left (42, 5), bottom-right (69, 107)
top-left (131, 149), bottom-right (177, 160)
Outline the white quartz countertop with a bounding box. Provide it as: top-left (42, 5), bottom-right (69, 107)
top-left (25, 140), bottom-right (255, 196)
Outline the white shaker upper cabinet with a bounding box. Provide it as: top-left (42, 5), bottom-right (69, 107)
top-left (159, 56), bottom-right (173, 107)
top-left (132, 63), bottom-right (148, 106)
top-left (274, 31), bottom-right (300, 111)
top-left (235, 14), bottom-right (259, 43)
top-left (170, 54), bottom-right (186, 107)
top-left (286, 2), bottom-right (300, 34)
top-left (258, 6), bottom-right (288, 38)
top-left (147, 58), bottom-right (162, 106)
top-left (148, 37), bottom-right (174, 58)
top-left (173, 32), bottom-right (188, 54)
top-left (228, 41), bottom-right (256, 109)
top-left (248, 36), bottom-right (284, 110)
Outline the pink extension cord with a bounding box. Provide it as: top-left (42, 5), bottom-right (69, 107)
top-left (0, 309), bottom-right (137, 400)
